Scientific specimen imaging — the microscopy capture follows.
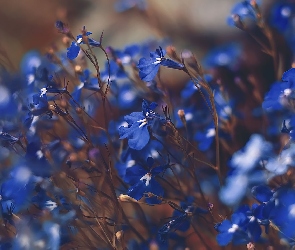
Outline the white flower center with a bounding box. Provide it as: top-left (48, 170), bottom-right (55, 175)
top-left (228, 223), bottom-right (239, 233)
top-left (127, 160), bottom-right (135, 168)
top-left (40, 88), bottom-right (47, 97)
top-left (137, 118), bottom-right (147, 128)
top-left (281, 6), bottom-right (291, 18)
top-left (45, 200), bottom-right (58, 211)
top-left (140, 173), bottom-right (152, 186)
top-left (150, 149), bottom-right (159, 158)
top-left (206, 128), bottom-right (216, 138)
top-left (0, 85), bottom-right (10, 106)
top-left (185, 112), bottom-right (193, 121)
top-left (36, 150), bottom-right (43, 159)
top-left (153, 57), bottom-right (162, 65)
top-left (284, 88), bottom-right (292, 96)
top-left (288, 204), bottom-right (295, 218)
top-left (122, 90), bottom-right (135, 102)
top-left (217, 53), bottom-right (230, 65)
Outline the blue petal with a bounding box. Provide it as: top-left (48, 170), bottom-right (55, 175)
top-left (216, 232), bottom-right (233, 246)
top-left (216, 220), bottom-right (232, 232)
top-left (251, 185), bottom-right (273, 203)
top-left (138, 58), bottom-right (160, 82)
top-left (119, 123), bottom-right (150, 150)
top-left (67, 42), bottom-right (80, 60)
top-left (127, 180), bottom-right (147, 200)
top-left (124, 112), bottom-right (144, 125)
top-left (124, 165), bottom-right (147, 185)
top-left (146, 157), bottom-right (154, 168)
top-left (282, 68), bottom-right (295, 87)
top-left (161, 59), bottom-right (184, 70)
top-left (128, 125), bottom-right (150, 150)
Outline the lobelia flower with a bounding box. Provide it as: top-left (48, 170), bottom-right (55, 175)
top-left (137, 46), bottom-right (184, 82)
top-left (251, 185), bottom-right (276, 234)
top-left (119, 99), bottom-right (165, 150)
top-left (123, 157), bottom-right (166, 204)
top-left (194, 123), bottom-right (216, 151)
top-left (29, 88), bottom-right (52, 118)
top-left (215, 211), bottom-right (255, 246)
top-left (67, 30), bottom-right (100, 60)
top-left (263, 68), bottom-right (295, 112)
top-left (270, 187), bottom-right (295, 240)
top-left (159, 199), bottom-right (208, 241)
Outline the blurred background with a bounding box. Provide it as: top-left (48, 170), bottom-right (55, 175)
top-left (0, 0), bottom-right (277, 71)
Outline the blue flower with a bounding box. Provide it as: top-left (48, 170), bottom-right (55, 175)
top-left (270, 3), bottom-right (295, 32)
top-left (124, 157), bottom-right (166, 203)
top-left (194, 123), bottom-right (215, 151)
top-left (79, 69), bottom-right (100, 91)
top-left (1, 166), bottom-right (36, 213)
top-left (29, 88), bottom-right (52, 117)
top-left (116, 140), bottom-right (163, 179)
top-left (119, 99), bottom-right (165, 150)
top-left (67, 31), bottom-right (100, 60)
top-left (115, 0), bottom-right (147, 12)
top-left (216, 211), bottom-right (254, 246)
top-left (227, 1), bottom-right (258, 27)
top-left (230, 134), bottom-right (272, 173)
top-left (137, 47), bottom-right (184, 82)
top-left (270, 188), bottom-right (295, 240)
top-left (110, 44), bottom-right (140, 64)
top-left (181, 75), bottom-right (213, 99)
top-left (203, 43), bottom-right (241, 69)
top-left (263, 69), bottom-right (295, 113)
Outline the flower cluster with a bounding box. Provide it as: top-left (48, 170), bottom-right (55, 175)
top-left (1, 0), bottom-right (295, 249)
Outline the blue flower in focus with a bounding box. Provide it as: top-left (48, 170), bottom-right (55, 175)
top-left (137, 46), bottom-right (184, 82)
top-left (124, 157), bottom-right (166, 203)
top-left (263, 68), bottom-right (295, 112)
top-left (29, 88), bottom-right (52, 118)
top-left (67, 31), bottom-right (100, 60)
top-left (119, 99), bottom-right (165, 150)
top-left (116, 140), bottom-right (163, 179)
top-left (215, 210), bottom-right (260, 246)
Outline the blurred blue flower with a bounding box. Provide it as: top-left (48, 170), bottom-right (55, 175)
top-left (230, 134), bottom-right (272, 172)
top-left (270, 2), bottom-right (295, 32)
top-left (194, 123), bottom-right (215, 151)
top-left (203, 43), bottom-right (241, 69)
top-left (227, 0), bottom-right (258, 27)
top-left (115, 0), bottom-right (147, 12)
